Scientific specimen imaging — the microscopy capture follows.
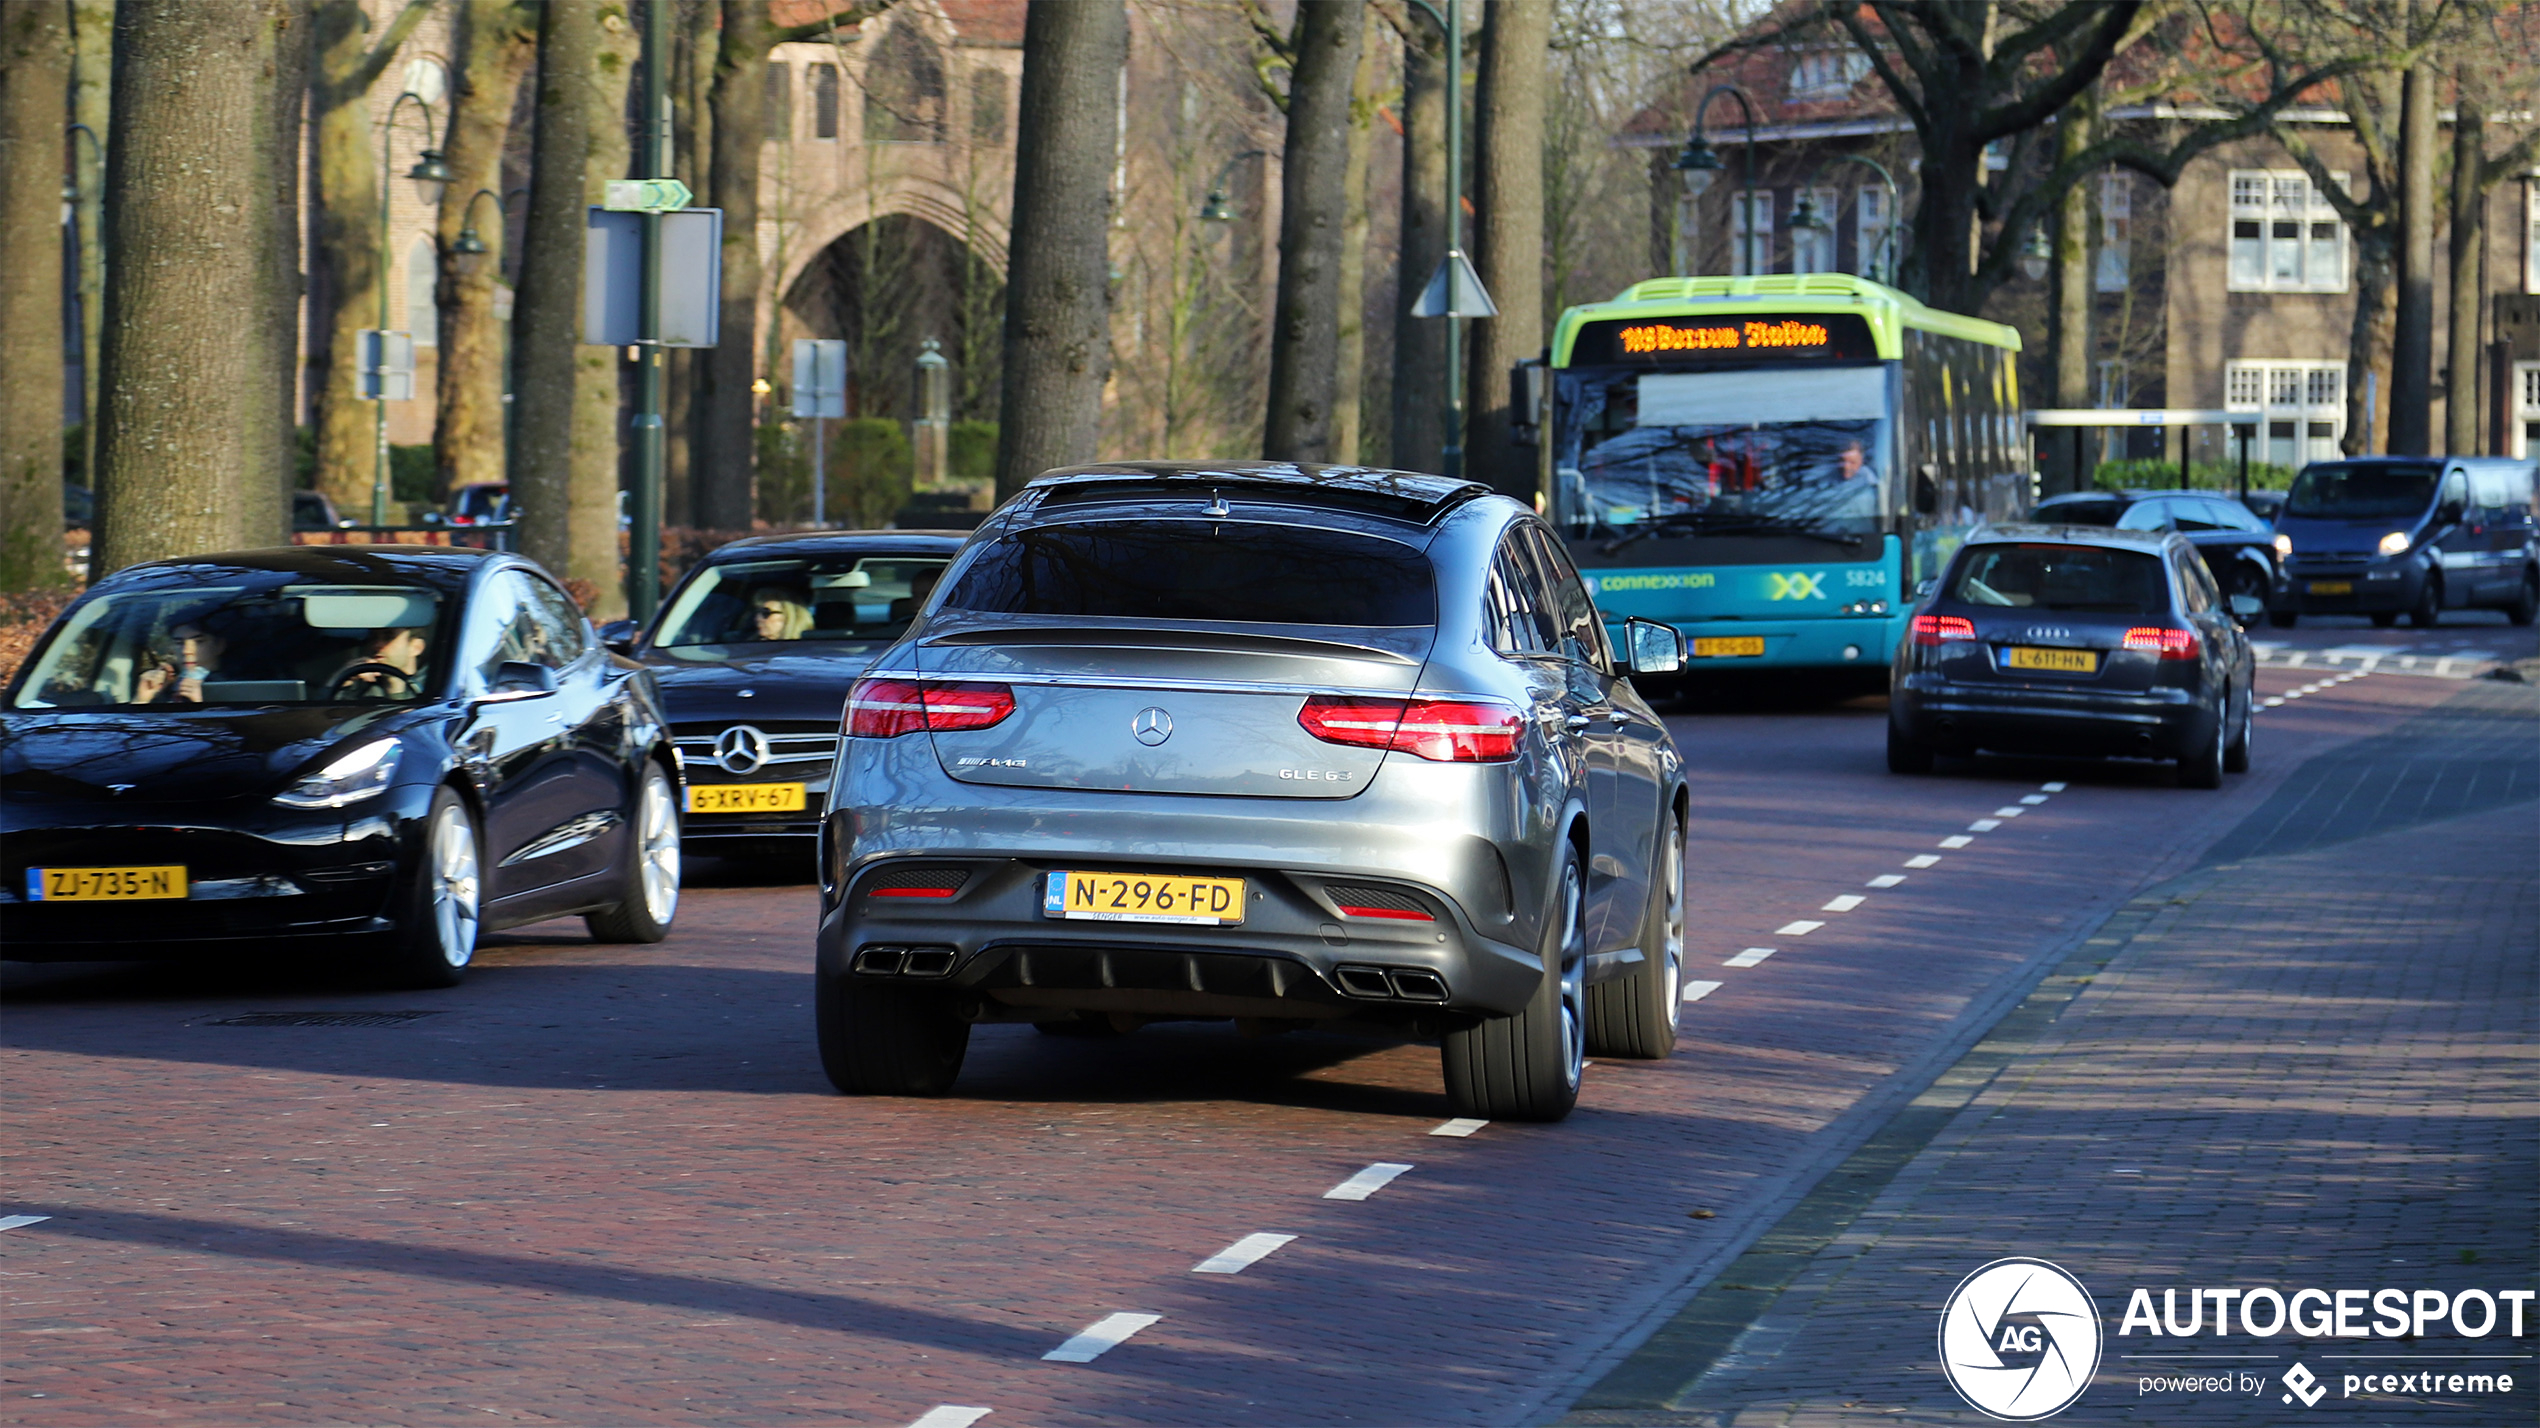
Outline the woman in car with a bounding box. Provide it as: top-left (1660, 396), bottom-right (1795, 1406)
top-left (746, 586), bottom-right (813, 642)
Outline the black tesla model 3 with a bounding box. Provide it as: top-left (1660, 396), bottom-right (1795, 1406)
top-left (1, 546), bottom-right (681, 985)
top-left (600, 531), bottom-right (963, 863)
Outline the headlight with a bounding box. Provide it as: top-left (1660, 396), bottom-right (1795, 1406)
top-left (2273, 533), bottom-right (2293, 558)
top-left (2377, 530), bottom-right (2411, 556)
top-left (273, 739), bottom-right (403, 808)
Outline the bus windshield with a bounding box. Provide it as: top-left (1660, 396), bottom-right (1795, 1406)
top-left (1552, 364), bottom-right (1891, 541)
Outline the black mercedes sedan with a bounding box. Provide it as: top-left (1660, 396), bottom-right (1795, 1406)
top-left (1887, 525), bottom-right (2258, 788)
top-left (1, 546), bottom-right (681, 985)
top-left (600, 531), bottom-right (964, 861)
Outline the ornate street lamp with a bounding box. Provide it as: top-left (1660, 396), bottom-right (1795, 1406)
top-left (371, 91), bottom-right (445, 527)
top-left (1197, 148), bottom-right (1269, 224)
top-left (1678, 84), bottom-right (1760, 277)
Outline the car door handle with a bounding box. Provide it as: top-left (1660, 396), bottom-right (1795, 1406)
top-left (1564, 714), bottom-right (1592, 732)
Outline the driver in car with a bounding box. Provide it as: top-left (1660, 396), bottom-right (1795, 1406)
top-left (334, 624), bottom-right (431, 698)
top-left (746, 586), bottom-right (813, 642)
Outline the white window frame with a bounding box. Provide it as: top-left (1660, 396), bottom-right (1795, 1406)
top-left (1731, 190), bottom-right (1775, 276)
top-left (1855, 184), bottom-right (1895, 284)
top-left (2514, 361), bottom-right (2540, 459)
top-left (2525, 181), bottom-right (2540, 295)
top-left (2228, 169), bottom-right (2349, 294)
top-left (1786, 49), bottom-right (1868, 102)
top-left (2226, 359), bottom-right (2346, 466)
top-left (1790, 187), bottom-right (1838, 274)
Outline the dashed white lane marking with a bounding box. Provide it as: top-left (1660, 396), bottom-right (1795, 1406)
top-left (1324, 1163), bottom-right (1414, 1201)
top-left (1904, 854), bottom-right (1942, 868)
top-left (1682, 979), bottom-right (1723, 1003)
top-left (1820, 894), bottom-right (1866, 913)
top-left (2263, 696), bottom-right (2286, 707)
top-left (1043, 1313), bottom-right (1162, 1363)
top-left (1940, 835), bottom-right (1974, 849)
top-left (1775, 919), bottom-right (1826, 935)
top-left (2019, 794), bottom-right (2049, 805)
top-left (1866, 874), bottom-right (1906, 889)
top-left (1991, 806), bottom-right (2026, 818)
top-left (909, 1408), bottom-right (993, 1428)
top-left (1968, 819), bottom-right (2002, 832)
top-left (1724, 947), bottom-right (1776, 968)
top-left (1430, 1118), bottom-right (1488, 1138)
top-left (2042, 781), bottom-right (2067, 791)
top-left (0, 1215), bottom-right (50, 1233)
top-left (1193, 1233), bottom-right (1296, 1274)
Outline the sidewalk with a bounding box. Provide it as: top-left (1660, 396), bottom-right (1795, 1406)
top-left (1561, 681), bottom-right (2539, 1426)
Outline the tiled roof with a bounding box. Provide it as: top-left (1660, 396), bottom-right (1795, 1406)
top-left (767, 0), bottom-right (1025, 46)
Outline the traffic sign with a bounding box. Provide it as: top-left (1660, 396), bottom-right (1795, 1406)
top-left (357, 330), bottom-right (414, 401)
top-left (1412, 248), bottom-right (1498, 319)
top-left (603, 178), bottom-right (692, 212)
top-left (792, 340), bottom-right (847, 419)
top-left (584, 207), bottom-right (722, 347)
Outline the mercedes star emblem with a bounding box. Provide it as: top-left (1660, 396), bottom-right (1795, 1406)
top-left (1131, 707), bottom-right (1174, 746)
top-left (714, 724), bottom-right (772, 775)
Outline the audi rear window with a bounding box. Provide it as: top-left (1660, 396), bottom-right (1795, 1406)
top-left (942, 521), bottom-right (1436, 626)
top-left (1949, 544), bottom-right (2168, 615)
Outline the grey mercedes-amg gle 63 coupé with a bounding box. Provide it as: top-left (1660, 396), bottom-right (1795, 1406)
top-left (814, 463), bottom-right (1693, 1121)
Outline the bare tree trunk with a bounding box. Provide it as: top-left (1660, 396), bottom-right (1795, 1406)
top-left (435, 1), bottom-right (536, 503)
top-left (93, 0), bottom-right (294, 574)
top-left (512, 0), bottom-right (596, 578)
top-left (2342, 231), bottom-right (2394, 456)
top-left (255, 0), bottom-right (309, 547)
top-left (2389, 60), bottom-right (2436, 455)
top-left (1333, 16), bottom-right (1378, 465)
top-left (1463, 0), bottom-right (1547, 501)
top-left (0, 0), bottom-right (70, 588)
top-left (1390, 19), bottom-right (1446, 475)
top-left (1263, 0), bottom-right (1364, 463)
top-left (2046, 90), bottom-right (2094, 495)
top-left (569, 1), bottom-right (637, 618)
top-left (697, 0), bottom-right (773, 530)
top-left (307, 0), bottom-right (433, 515)
top-left (2444, 94), bottom-right (2484, 456)
top-left (70, 0), bottom-right (112, 492)
top-left (992, 0), bottom-right (1126, 497)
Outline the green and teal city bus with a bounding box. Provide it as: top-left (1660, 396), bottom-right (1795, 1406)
top-left (1542, 273), bottom-right (2029, 674)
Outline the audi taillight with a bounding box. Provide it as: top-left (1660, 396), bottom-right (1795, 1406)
top-left (1297, 694), bottom-right (1524, 763)
top-left (1911, 614), bottom-right (1977, 645)
top-left (845, 678), bottom-right (1016, 738)
top-left (2123, 626), bottom-right (2200, 660)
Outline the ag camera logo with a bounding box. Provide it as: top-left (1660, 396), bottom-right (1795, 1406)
top-left (1939, 1258), bottom-right (2102, 1420)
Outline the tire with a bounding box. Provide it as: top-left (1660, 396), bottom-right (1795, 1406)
top-left (2223, 686), bottom-right (2252, 774)
top-left (2266, 609), bottom-right (2298, 629)
top-left (1885, 717), bottom-right (1935, 774)
top-left (1442, 846), bottom-right (1585, 1122)
top-left (2370, 612), bottom-right (2399, 628)
top-left (1586, 817), bottom-right (1685, 1060)
top-left (382, 788), bottom-right (481, 988)
top-left (586, 761), bottom-right (681, 943)
top-left (2179, 707), bottom-right (2226, 790)
top-left (2507, 572), bottom-right (2538, 627)
top-left (2409, 574), bottom-right (2442, 629)
top-left (816, 967), bottom-right (971, 1095)
top-left (2223, 563), bottom-right (2269, 607)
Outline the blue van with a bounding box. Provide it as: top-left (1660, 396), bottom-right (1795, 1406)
top-left (2268, 456), bottom-right (2539, 628)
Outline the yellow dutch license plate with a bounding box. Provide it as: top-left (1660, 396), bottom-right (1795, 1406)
top-left (2309, 580), bottom-right (2353, 596)
top-left (687, 783), bottom-right (807, 814)
top-left (29, 865), bottom-right (188, 902)
top-left (1044, 870), bottom-right (1247, 926)
top-left (2006, 646), bottom-right (2099, 673)
top-left (1692, 636), bottom-right (1767, 658)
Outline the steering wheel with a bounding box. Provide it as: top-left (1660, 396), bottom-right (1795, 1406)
top-left (327, 663), bottom-right (415, 700)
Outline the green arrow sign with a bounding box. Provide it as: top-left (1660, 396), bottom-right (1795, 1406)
top-left (603, 178), bottom-right (692, 213)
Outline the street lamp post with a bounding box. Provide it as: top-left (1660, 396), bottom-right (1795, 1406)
top-left (1399, 0), bottom-right (1467, 477)
top-left (452, 188), bottom-right (503, 276)
top-left (374, 91), bottom-right (450, 529)
top-left (1675, 84), bottom-right (1760, 278)
top-left (1787, 153), bottom-right (1903, 286)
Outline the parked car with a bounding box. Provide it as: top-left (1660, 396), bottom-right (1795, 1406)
top-left (2031, 489), bottom-right (2278, 606)
top-left (2267, 456), bottom-right (2538, 628)
top-left (1888, 524), bottom-right (2258, 788)
top-left (814, 462), bottom-right (1692, 1122)
top-left (445, 482), bottom-right (512, 526)
top-left (292, 491), bottom-right (352, 532)
top-left (0, 546), bottom-right (681, 984)
top-left (599, 531), bottom-right (965, 861)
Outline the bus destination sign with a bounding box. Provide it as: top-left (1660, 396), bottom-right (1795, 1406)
top-left (1572, 311), bottom-right (1878, 365)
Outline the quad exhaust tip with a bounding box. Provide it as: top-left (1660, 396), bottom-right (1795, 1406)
top-left (854, 944), bottom-right (960, 978)
top-left (1335, 964), bottom-right (1451, 1002)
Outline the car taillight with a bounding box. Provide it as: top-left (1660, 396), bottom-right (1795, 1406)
top-left (1297, 694), bottom-right (1524, 763)
top-left (1911, 614), bottom-right (1977, 645)
top-left (845, 678), bottom-right (1016, 737)
top-left (2123, 626), bottom-right (2200, 660)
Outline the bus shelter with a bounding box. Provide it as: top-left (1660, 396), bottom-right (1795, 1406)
top-left (2025, 408), bottom-right (2265, 502)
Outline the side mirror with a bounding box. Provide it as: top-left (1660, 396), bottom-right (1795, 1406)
top-left (2227, 593), bottom-right (2264, 624)
top-left (1914, 577), bottom-right (1937, 601)
top-left (1509, 361), bottom-right (1547, 448)
top-left (595, 617), bottom-right (640, 654)
top-left (481, 660), bottom-right (557, 702)
top-left (1621, 617), bottom-right (1686, 677)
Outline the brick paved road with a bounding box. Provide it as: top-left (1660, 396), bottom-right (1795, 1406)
top-left (0, 666), bottom-right (2482, 1427)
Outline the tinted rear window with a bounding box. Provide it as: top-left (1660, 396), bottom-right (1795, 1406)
top-left (1949, 544), bottom-right (2169, 615)
top-left (942, 521), bottom-right (1435, 626)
